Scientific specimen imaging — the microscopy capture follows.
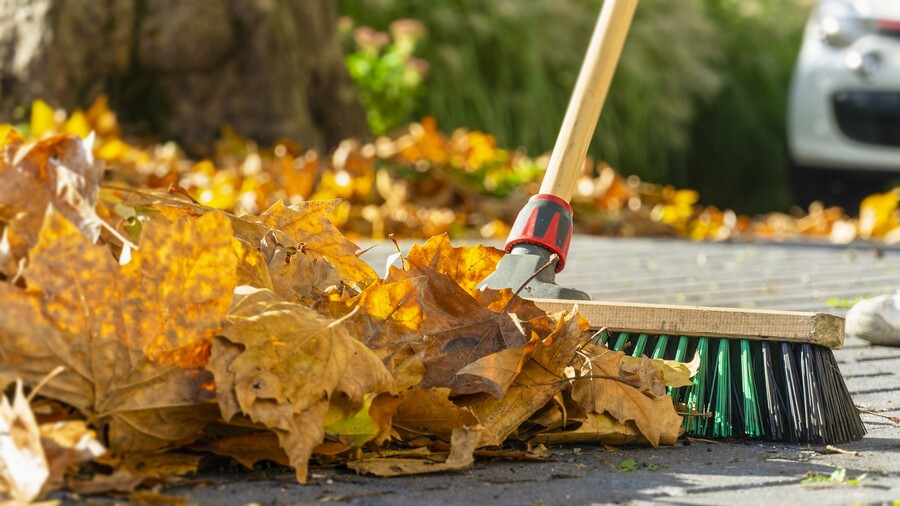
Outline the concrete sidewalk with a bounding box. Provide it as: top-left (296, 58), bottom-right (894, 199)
top-left (65, 236), bottom-right (900, 505)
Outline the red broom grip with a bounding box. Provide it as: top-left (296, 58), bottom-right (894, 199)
top-left (504, 194), bottom-right (574, 272)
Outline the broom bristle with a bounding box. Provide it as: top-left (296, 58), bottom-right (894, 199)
top-left (600, 331), bottom-right (866, 444)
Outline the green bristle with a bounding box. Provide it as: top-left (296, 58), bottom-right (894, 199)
top-left (671, 336), bottom-right (692, 403)
top-left (592, 329), bottom-right (609, 345)
top-left (684, 337), bottom-right (709, 435)
top-left (613, 332), bottom-right (630, 352)
top-left (673, 336), bottom-right (689, 362)
top-left (651, 334), bottom-right (669, 359)
top-left (711, 339), bottom-right (732, 437)
top-left (740, 339), bottom-right (764, 437)
top-left (632, 333), bottom-right (649, 357)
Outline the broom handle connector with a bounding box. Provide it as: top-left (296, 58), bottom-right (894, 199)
top-left (539, 0), bottom-right (638, 202)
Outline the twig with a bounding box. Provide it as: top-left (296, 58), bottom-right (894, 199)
top-left (856, 405), bottom-right (900, 424)
top-left (26, 365), bottom-right (66, 402)
top-left (501, 253), bottom-right (559, 314)
top-left (824, 445), bottom-right (860, 456)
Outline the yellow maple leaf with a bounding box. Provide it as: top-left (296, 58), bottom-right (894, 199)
top-left (0, 211), bottom-right (237, 453)
top-left (402, 234), bottom-right (504, 296)
top-left (253, 200), bottom-right (377, 288)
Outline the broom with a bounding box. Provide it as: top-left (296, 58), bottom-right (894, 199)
top-left (534, 300), bottom-right (866, 443)
top-left (480, 0), bottom-right (866, 444)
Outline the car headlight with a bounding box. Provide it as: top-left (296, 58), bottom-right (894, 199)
top-left (817, 1), bottom-right (876, 48)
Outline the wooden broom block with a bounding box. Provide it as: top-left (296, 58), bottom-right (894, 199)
top-left (532, 299), bottom-right (845, 350)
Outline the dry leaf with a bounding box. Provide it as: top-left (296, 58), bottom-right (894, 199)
top-left (458, 312), bottom-right (584, 447)
top-left (532, 412), bottom-right (678, 445)
top-left (621, 352), bottom-right (699, 390)
top-left (385, 263), bottom-right (529, 396)
top-left (253, 200), bottom-right (377, 288)
top-left (0, 211), bottom-right (236, 452)
top-left (0, 381), bottom-right (49, 504)
top-left (392, 388), bottom-right (479, 441)
top-left (68, 469), bottom-right (144, 496)
top-left (346, 427), bottom-right (480, 477)
top-left (403, 234), bottom-right (504, 295)
top-left (208, 286), bottom-right (395, 483)
top-left (190, 431), bottom-right (290, 469)
top-left (454, 331), bottom-right (540, 399)
top-left (0, 133), bottom-right (105, 276)
top-left (570, 347), bottom-right (683, 447)
top-left (39, 420), bottom-right (106, 496)
top-left (263, 233), bottom-right (343, 305)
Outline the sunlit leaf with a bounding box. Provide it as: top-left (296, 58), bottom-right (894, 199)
top-left (0, 211), bottom-right (236, 452)
top-left (30, 99), bottom-right (57, 138)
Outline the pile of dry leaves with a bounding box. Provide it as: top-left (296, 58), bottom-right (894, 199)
top-left (0, 129), bottom-right (699, 503)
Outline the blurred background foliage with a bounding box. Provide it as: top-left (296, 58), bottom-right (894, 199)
top-left (339, 0), bottom-right (814, 215)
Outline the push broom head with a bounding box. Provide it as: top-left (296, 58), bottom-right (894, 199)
top-left (539, 300), bottom-right (866, 444)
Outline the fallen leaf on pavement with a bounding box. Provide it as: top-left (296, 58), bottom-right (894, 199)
top-left (346, 427), bottom-right (480, 477)
top-left (570, 347), bottom-right (683, 447)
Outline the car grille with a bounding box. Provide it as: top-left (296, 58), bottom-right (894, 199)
top-left (832, 91), bottom-right (900, 148)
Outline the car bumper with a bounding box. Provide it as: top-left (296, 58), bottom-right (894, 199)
top-left (788, 29), bottom-right (900, 172)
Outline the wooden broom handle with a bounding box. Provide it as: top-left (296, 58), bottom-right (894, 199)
top-left (539, 0), bottom-right (638, 202)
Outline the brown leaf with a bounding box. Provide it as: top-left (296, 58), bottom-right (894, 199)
top-left (264, 233), bottom-right (343, 305)
top-left (68, 469), bottom-right (144, 495)
top-left (458, 312), bottom-right (584, 447)
top-left (346, 427), bottom-right (480, 477)
top-left (385, 264), bottom-right (529, 396)
top-left (454, 331), bottom-right (540, 399)
top-left (0, 211), bottom-right (236, 452)
top-left (532, 412), bottom-right (678, 446)
top-left (191, 432), bottom-right (290, 469)
top-left (620, 352), bottom-right (698, 390)
top-left (253, 200), bottom-right (377, 288)
top-left (208, 287), bottom-right (395, 483)
top-left (338, 277), bottom-right (425, 352)
top-left (120, 453), bottom-right (203, 479)
top-left (0, 134), bottom-right (104, 276)
top-left (393, 388), bottom-right (479, 441)
top-left (570, 348), bottom-right (683, 447)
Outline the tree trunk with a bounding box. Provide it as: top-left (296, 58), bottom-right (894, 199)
top-left (0, 0), bottom-right (369, 153)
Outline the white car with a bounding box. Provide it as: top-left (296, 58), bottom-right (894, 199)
top-left (787, 0), bottom-right (900, 209)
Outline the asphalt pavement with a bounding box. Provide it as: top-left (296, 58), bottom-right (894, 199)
top-left (63, 236), bottom-right (900, 505)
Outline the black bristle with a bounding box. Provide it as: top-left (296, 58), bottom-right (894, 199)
top-left (615, 331), bottom-right (864, 443)
top-left (799, 344), bottom-right (825, 442)
top-left (760, 342), bottom-right (784, 440)
top-left (810, 344), bottom-right (866, 443)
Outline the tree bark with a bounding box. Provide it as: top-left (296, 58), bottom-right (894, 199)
top-left (0, 0), bottom-right (369, 153)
